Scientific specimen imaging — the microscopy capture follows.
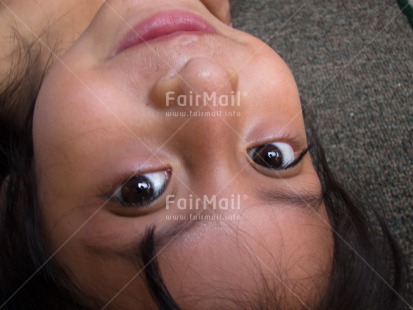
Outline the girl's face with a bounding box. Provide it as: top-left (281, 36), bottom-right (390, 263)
top-left (2, 0), bottom-right (332, 308)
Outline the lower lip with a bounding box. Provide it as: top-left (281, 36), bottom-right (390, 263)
top-left (115, 11), bottom-right (216, 54)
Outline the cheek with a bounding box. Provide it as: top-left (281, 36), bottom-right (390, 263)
top-left (159, 206), bottom-right (333, 308)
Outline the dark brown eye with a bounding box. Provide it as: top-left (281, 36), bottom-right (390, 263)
top-left (248, 142), bottom-right (296, 170)
top-left (112, 170), bottom-right (170, 207)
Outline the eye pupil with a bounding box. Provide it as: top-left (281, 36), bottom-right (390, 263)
top-left (121, 175), bottom-right (154, 205)
top-left (252, 144), bottom-right (283, 169)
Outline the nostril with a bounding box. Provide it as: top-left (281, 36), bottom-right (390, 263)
top-left (227, 67), bottom-right (239, 92)
top-left (150, 74), bottom-right (183, 109)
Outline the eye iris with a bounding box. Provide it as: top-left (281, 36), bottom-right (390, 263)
top-left (253, 144), bottom-right (283, 168)
top-left (121, 175), bottom-right (154, 205)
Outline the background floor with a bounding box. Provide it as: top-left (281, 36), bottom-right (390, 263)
top-left (231, 0), bottom-right (413, 305)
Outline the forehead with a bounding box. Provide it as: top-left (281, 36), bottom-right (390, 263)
top-left (0, 0), bottom-right (103, 79)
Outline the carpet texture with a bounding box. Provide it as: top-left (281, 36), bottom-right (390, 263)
top-left (231, 0), bottom-right (413, 304)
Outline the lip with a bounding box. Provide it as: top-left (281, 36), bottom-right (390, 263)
top-left (115, 10), bottom-right (216, 55)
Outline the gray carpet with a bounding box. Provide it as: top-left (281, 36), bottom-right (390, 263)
top-left (231, 0), bottom-right (413, 303)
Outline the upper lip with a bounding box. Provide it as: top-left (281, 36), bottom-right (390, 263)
top-left (114, 10), bottom-right (216, 55)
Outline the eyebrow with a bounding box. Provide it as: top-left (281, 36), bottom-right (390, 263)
top-left (82, 217), bottom-right (199, 263)
top-left (259, 187), bottom-right (323, 211)
top-left (82, 189), bottom-right (323, 261)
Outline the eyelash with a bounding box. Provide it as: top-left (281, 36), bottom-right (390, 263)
top-left (247, 138), bottom-right (309, 171)
top-left (285, 147), bottom-right (309, 168)
top-left (110, 170), bottom-right (171, 208)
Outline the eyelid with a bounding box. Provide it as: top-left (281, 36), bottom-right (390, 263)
top-left (111, 170), bottom-right (170, 207)
top-left (246, 132), bottom-right (308, 152)
top-left (284, 147), bottom-right (310, 169)
top-left (246, 137), bottom-right (310, 175)
top-left (98, 167), bottom-right (172, 202)
top-left (248, 145), bottom-right (309, 170)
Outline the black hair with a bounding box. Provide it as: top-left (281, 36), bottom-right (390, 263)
top-left (304, 119), bottom-right (408, 310)
top-left (0, 34), bottom-right (91, 310)
top-left (0, 38), bottom-right (409, 310)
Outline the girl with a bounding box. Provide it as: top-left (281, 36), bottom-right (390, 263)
top-left (0, 1), bottom-right (408, 309)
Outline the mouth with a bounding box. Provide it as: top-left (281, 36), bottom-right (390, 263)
top-left (115, 10), bottom-right (216, 55)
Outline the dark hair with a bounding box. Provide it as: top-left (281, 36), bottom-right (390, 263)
top-left (0, 39), bottom-right (409, 310)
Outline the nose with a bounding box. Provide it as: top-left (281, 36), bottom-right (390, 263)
top-left (150, 57), bottom-right (242, 190)
top-left (150, 57), bottom-right (238, 110)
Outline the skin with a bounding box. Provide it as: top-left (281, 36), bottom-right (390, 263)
top-left (1, 1), bottom-right (333, 309)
